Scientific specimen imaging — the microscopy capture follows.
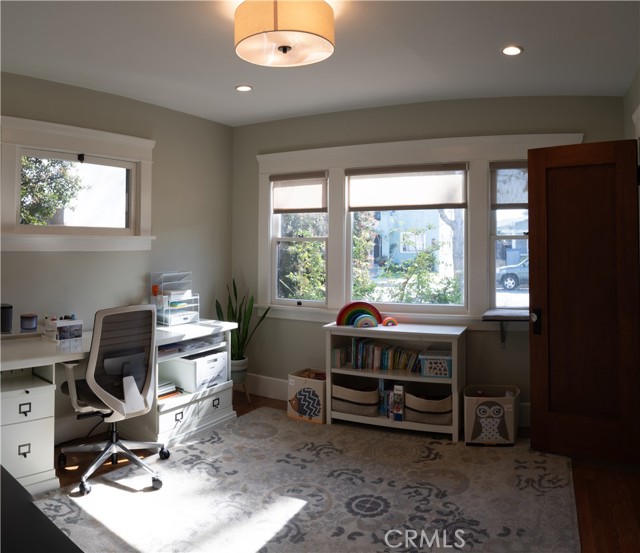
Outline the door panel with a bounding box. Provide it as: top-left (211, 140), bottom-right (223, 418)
top-left (528, 140), bottom-right (639, 462)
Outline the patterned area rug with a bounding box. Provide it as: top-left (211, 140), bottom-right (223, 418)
top-left (35, 407), bottom-right (580, 552)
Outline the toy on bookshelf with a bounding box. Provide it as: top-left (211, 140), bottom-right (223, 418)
top-left (389, 384), bottom-right (404, 421)
top-left (336, 301), bottom-right (383, 326)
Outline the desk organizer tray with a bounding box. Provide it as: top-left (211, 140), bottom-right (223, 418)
top-left (332, 375), bottom-right (379, 417)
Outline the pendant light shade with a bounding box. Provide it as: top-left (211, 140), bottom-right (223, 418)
top-left (235, 0), bottom-right (335, 67)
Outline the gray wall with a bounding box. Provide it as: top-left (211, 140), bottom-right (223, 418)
top-left (1, 73), bottom-right (233, 327)
top-left (232, 95), bottom-right (626, 405)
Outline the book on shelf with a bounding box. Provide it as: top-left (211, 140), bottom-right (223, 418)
top-left (331, 346), bottom-right (350, 368)
top-left (350, 337), bottom-right (423, 372)
top-left (158, 380), bottom-right (177, 396)
top-left (158, 343), bottom-right (182, 356)
top-left (389, 384), bottom-right (404, 421)
top-left (158, 390), bottom-right (182, 400)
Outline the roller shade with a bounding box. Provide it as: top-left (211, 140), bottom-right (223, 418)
top-left (347, 164), bottom-right (467, 211)
top-left (272, 172), bottom-right (327, 214)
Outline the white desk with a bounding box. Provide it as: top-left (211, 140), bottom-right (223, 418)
top-left (0, 320), bottom-right (236, 494)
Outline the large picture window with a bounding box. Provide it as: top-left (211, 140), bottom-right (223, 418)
top-left (347, 165), bottom-right (466, 306)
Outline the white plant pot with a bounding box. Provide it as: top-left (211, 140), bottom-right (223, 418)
top-left (230, 357), bottom-right (249, 385)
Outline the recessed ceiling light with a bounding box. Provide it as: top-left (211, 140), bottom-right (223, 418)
top-left (236, 85), bottom-right (253, 92)
top-left (502, 45), bottom-right (524, 56)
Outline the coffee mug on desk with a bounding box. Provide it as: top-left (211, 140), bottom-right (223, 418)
top-left (20, 313), bottom-right (38, 332)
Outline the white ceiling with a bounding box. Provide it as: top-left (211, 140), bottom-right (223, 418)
top-left (2, 1), bottom-right (638, 127)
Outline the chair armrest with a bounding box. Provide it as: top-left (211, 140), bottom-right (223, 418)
top-left (60, 361), bottom-right (90, 413)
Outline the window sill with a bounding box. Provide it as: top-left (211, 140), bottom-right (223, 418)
top-left (258, 304), bottom-right (531, 332)
top-left (1, 234), bottom-right (155, 252)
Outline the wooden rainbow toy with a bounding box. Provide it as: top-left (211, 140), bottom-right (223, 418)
top-left (336, 301), bottom-right (383, 326)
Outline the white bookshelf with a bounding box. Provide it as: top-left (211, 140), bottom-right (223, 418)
top-left (324, 322), bottom-right (466, 442)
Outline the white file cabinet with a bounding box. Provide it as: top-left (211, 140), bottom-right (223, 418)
top-left (0, 371), bottom-right (57, 493)
top-left (119, 322), bottom-right (237, 446)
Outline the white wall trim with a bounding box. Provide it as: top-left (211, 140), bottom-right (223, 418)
top-left (1, 234), bottom-right (156, 252)
top-left (244, 372), bottom-right (289, 401)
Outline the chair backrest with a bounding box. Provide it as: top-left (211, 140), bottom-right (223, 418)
top-left (85, 304), bottom-right (156, 422)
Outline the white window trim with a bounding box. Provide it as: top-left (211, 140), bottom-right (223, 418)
top-left (258, 133), bottom-right (583, 325)
top-left (1, 116), bottom-right (156, 251)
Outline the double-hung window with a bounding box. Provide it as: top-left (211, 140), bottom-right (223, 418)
top-left (271, 172), bottom-right (328, 305)
top-left (491, 162), bottom-right (529, 308)
top-left (347, 164), bottom-right (467, 306)
top-left (258, 134), bottom-right (581, 322)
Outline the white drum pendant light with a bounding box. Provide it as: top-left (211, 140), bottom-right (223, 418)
top-left (235, 0), bottom-right (335, 67)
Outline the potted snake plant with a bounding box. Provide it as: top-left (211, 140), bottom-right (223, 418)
top-left (215, 279), bottom-right (270, 385)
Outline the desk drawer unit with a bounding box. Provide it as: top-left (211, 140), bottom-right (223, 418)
top-left (199, 387), bottom-right (232, 419)
top-left (158, 400), bottom-right (200, 435)
top-left (1, 417), bottom-right (54, 478)
top-left (157, 384), bottom-right (232, 439)
top-left (1, 386), bottom-right (55, 425)
top-left (159, 351), bottom-right (227, 393)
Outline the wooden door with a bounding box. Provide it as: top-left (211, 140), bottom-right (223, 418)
top-left (528, 140), bottom-right (640, 462)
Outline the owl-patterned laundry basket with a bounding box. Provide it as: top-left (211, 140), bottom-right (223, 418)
top-left (464, 385), bottom-right (520, 445)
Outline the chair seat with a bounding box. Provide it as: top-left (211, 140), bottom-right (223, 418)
top-left (61, 379), bottom-right (110, 411)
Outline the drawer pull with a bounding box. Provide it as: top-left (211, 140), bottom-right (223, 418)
top-left (19, 402), bottom-right (32, 417)
top-left (18, 443), bottom-right (31, 458)
top-left (175, 411), bottom-right (184, 423)
top-left (212, 398), bottom-right (220, 409)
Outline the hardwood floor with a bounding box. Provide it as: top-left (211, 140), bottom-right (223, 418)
top-left (56, 392), bottom-right (639, 552)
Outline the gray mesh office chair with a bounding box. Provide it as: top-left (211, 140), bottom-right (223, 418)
top-left (59, 304), bottom-right (169, 495)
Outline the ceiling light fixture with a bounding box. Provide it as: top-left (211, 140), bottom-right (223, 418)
top-left (502, 44), bottom-right (524, 56)
top-left (236, 85), bottom-right (253, 92)
top-left (234, 0), bottom-right (335, 67)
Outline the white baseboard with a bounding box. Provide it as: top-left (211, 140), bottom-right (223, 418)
top-left (238, 372), bottom-right (289, 401)
top-left (241, 373), bottom-right (531, 428)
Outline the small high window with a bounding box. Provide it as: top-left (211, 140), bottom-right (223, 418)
top-left (1, 117), bottom-right (155, 251)
top-left (20, 149), bottom-right (135, 233)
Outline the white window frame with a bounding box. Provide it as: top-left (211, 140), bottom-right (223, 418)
top-left (490, 161), bottom-right (530, 309)
top-left (1, 116), bottom-right (155, 251)
top-left (257, 134), bottom-right (582, 324)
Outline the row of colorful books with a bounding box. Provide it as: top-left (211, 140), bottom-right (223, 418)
top-left (347, 338), bottom-right (425, 372)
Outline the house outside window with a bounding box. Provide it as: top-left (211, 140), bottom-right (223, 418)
top-left (347, 165), bottom-right (466, 306)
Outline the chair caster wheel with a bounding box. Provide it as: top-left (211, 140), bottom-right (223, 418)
top-left (79, 481), bottom-right (92, 495)
top-left (58, 453), bottom-right (67, 468)
top-left (152, 477), bottom-right (163, 490)
top-left (159, 448), bottom-right (170, 460)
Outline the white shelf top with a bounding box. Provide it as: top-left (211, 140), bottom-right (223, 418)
top-left (324, 322), bottom-right (467, 339)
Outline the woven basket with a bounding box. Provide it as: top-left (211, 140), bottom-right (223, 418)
top-left (332, 375), bottom-right (379, 417)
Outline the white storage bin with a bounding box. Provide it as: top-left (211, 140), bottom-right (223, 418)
top-left (160, 351), bottom-right (227, 392)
